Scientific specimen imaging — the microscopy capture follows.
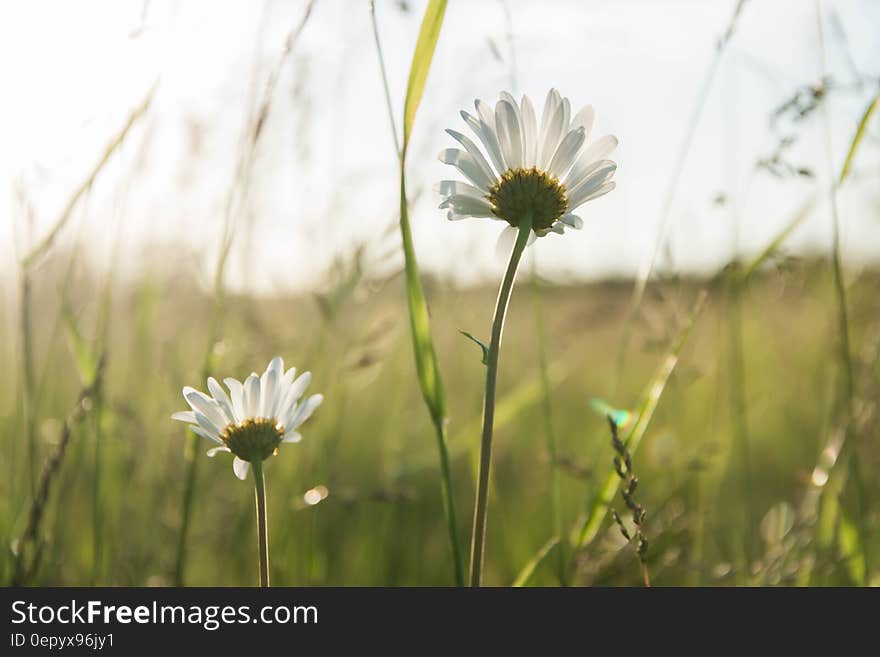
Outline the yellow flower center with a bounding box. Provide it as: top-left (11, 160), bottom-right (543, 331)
top-left (222, 418), bottom-right (283, 462)
top-left (488, 167), bottom-right (568, 231)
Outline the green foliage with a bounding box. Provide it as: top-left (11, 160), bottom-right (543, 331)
top-left (3, 271), bottom-right (880, 585)
top-left (398, 0), bottom-right (449, 424)
top-left (402, 0), bottom-right (447, 153)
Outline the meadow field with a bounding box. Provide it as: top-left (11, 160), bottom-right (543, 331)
top-left (2, 255), bottom-right (878, 586)
top-left (1, 0), bottom-right (879, 588)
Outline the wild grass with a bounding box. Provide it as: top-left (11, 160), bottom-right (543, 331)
top-left (2, 260), bottom-right (878, 586)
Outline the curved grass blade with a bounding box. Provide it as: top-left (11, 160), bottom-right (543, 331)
top-left (398, 0), bottom-right (449, 422)
top-left (738, 197), bottom-right (814, 281)
top-left (512, 536), bottom-right (560, 587)
top-left (839, 91), bottom-right (879, 185)
top-left (395, 0), bottom-right (464, 585)
top-left (402, 0), bottom-right (447, 153)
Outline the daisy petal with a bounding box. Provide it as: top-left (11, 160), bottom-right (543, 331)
top-left (538, 89), bottom-right (560, 151)
top-left (287, 393), bottom-right (323, 430)
top-left (282, 430), bottom-right (303, 443)
top-left (244, 373), bottom-right (261, 419)
top-left (571, 104), bottom-right (595, 138)
top-left (171, 411), bottom-right (196, 424)
top-left (190, 425), bottom-right (223, 445)
top-left (278, 371), bottom-right (312, 420)
top-left (207, 377), bottom-right (235, 424)
top-left (280, 367), bottom-right (296, 388)
top-left (183, 388), bottom-right (228, 433)
top-left (447, 210), bottom-right (502, 222)
top-left (560, 213), bottom-right (584, 230)
top-left (207, 446), bottom-right (231, 457)
top-left (570, 180), bottom-right (616, 208)
top-left (440, 194), bottom-right (494, 218)
top-left (559, 97), bottom-right (572, 135)
top-left (568, 161), bottom-right (617, 207)
top-left (434, 180), bottom-right (486, 200)
top-left (499, 91), bottom-right (525, 156)
top-left (193, 410), bottom-right (224, 439)
top-left (567, 135), bottom-right (618, 187)
top-left (494, 225), bottom-right (518, 260)
top-left (438, 148), bottom-right (494, 190)
top-left (548, 127), bottom-right (586, 179)
top-left (495, 99), bottom-right (523, 169)
top-left (233, 457), bottom-right (250, 480)
top-left (538, 94), bottom-right (566, 169)
top-left (520, 94), bottom-right (538, 166)
top-left (261, 362), bottom-right (280, 419)
top-left (464, 103), bottom-right (506, 175)
top-left (224, 377), bottom-right (246, 422)
top-left (445, 129), bottom-right (497, 183)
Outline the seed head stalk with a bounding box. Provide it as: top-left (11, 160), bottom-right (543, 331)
top-left (469, 212), bottom-right (533, 587)
top-left (252, 459), bottom-right (270, 587)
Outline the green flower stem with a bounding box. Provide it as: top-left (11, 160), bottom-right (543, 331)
top-left (469, 214), bottom-right (533, 587)
top-left (252, 459), bottom-right (270, 587)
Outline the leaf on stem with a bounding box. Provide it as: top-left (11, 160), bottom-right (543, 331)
top-left (459, 330), bottom-right (489, 365)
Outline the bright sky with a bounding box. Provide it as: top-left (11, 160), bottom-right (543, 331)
top-left (1, 0), bottom-right (878, 293)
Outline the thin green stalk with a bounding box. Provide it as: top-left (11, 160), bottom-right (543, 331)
top-left (90, 390), bottom-right (105, 584)
top-left (469, 216), bottom-right (532, 587)
top-left (368, 0), bottom-right (400, 157)
top-left (530, 259), bottom-right (566, 585)
top-left (434, 422), bottom-right (465, 586)
top-left (817, 0), bottom-right (867, 580)
top-left (252, 459), bottom-right (270, 587)
top-left (726, 274), bottom-right (755, 557)
top-left (20, 272), bottom-right (36, 498)
top-left (383, 0), bottom-right (463, 585)
top-left (174, 435), bottom-right (202, 586)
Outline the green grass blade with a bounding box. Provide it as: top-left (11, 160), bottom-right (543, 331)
top-left (839, 91), bottom-right (879, 185)
top-left (61, 303), bottom-right (98, 387)
top-left (839, 507), bottom-right (867, 585)
top-left (402, 0), bottom-right (447, 152)
top-left (512, 536), bottom-right (560, 587)
top-left (398, 0), bottom-right (448, 424)
top-left (739, 197), bottom-right (814, 281)
top-left (399, 183), bottom-right (446, 424)
top-left (395, 0), bottom-right (462, 585)
top-left (574, 291), bottom-right (707, 549)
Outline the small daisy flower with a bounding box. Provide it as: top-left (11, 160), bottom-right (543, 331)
top-left (437, 88), bottom-right (618, 246)
top-left (172, 356), bottom-right (322, 480)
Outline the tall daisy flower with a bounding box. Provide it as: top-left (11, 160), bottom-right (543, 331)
top-left (438, 90), bottom-right (618, 586)
top-left (437, 88), bottom-right (617, 246)
top-left (172, 356), bottom-right (322, 586)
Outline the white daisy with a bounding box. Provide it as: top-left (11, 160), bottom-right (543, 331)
top-left (437, 88), bottom-right (618, 245)
top-left (172, 356), bottom-right (323, 480)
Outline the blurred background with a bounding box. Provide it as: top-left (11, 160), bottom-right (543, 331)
top-left (1, 0), bottom-right (879, 586)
